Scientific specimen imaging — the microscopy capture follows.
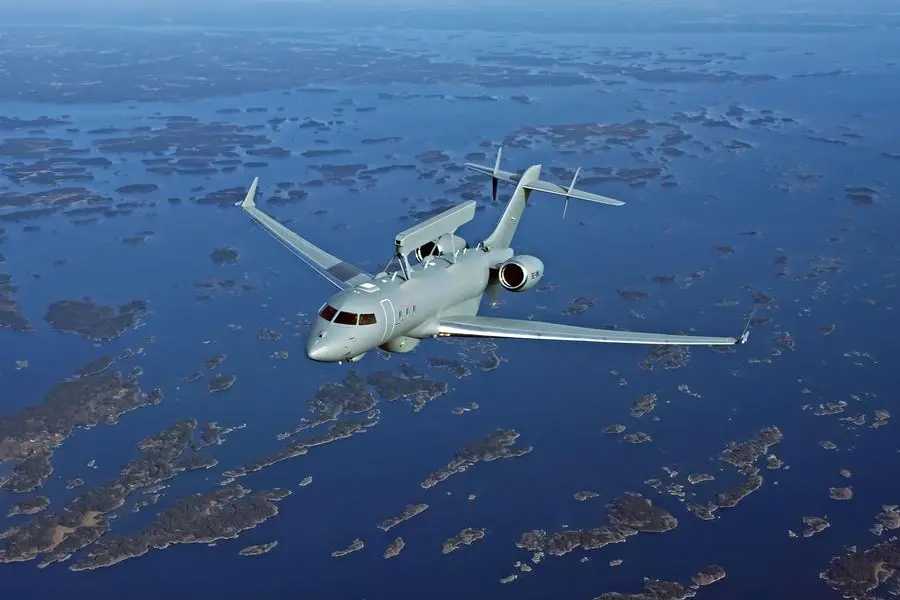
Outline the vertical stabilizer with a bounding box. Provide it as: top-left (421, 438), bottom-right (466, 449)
top-left (483, 164), bottom-right (541, 250)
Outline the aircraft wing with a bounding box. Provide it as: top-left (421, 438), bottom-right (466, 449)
top-left (437, 316), bottom-right (747, 346)
top-left (238, 178), bottom-right (373, 290)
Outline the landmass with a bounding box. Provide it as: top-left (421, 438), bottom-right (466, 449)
top-left (239, 541), bottom-right (278, 556)
top-left (517, 492), bottom-right (677, 558)
top-left (44, 299), bottom-right (147, 341)
top-left (8, 496), bottom-right (50, 516)
top-left (691, 565), bottom-right (726, 587)
top-left (829, 487), bottom-right (853, 501)
top-left (625, 432), bottom-right (652, 444)
top-left (596, 578), bottom-right (697, 600)
top-left (604, 424), bottom-right (626, 434)
top-left (70, 483), bottom-right (290, 570)
top-left (209, 247), bottom-right (240, 265)
top-left (0, 272), bottom-right (31, 331)
top-left (442, 528), bottom-right (485, 554)
top-left (629, 393), bottom-right (657, 418)
top-left (208, 374), bottom-right (236, 393)
top-left (0, 359), bottom-right (161, 494)
top-left (331, 538), bottom-right (364, 557)
top-left (872, 506), bottom-right (900, 535)
top-left (378, 504), bottom-right (428, 532)
top-left (686, 426), bottom-right (783, 520)
top-left (383, 537), bottom-right (405, 559)
top-left (299, 475), bottom-right (312, 487)
top-left (574, 491), bottom-right (600, 501)
top-left (421, 429), bottom-right (533, 489)
top-left (801, 516), bottom-right (830, 538)
top-left (820, 537), bottom-right (900, 600)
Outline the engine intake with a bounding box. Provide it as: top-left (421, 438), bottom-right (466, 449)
top-left (498, 255), bottom-right (544, 292)
top-left (414, 233), bottom-right (468, 262)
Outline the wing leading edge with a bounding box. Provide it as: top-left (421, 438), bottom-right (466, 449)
top-left (437, 315), bottom-right (748, 346)
top-left (237, 178), bottom-right (372, 289)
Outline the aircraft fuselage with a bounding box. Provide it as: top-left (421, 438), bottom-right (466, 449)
top-left (306, 244), bottom-right (512, 362)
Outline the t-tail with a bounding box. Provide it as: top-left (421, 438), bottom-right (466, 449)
top-left (465, 147), bottom-right (625, 250)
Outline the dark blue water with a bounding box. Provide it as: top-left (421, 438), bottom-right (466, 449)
top-left (2, 21), bottom-right (900, 600)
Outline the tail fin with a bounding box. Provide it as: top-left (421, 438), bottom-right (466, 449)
top-left (483, 164), bottom-right (542, 250)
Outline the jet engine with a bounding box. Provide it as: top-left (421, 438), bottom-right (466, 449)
top-left (498, 255), bottom-right (544, 292)
top-left (414, 233), bottom-right (468, 262)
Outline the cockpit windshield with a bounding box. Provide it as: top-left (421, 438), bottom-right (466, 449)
top-left (318, 304), bottom-right (338, 321)
top-left (334, 311), bottom-right (358, 325)
top-left (319, 305), bottom-right (378, 326)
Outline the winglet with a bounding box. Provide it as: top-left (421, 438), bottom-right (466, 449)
top-left (736, 306), bottom-right (757, 345)
top-left (238, 177), bottom-right (259, 209)
top-left (491, 147), bottom-right (502, 202)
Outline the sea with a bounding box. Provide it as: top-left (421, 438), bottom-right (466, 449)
top-left (2, 7), bottom-right (900, 600)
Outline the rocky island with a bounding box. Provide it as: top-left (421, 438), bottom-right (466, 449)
top-left (421, 429), bottom-right (533, 489)
top-left (44, 299), bottom-right (147, 341)
top-left (442, 528), bottom-right (485, 554)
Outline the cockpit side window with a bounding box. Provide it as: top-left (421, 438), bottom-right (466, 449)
top-left (359, 313), bottom-right (377, 325)
top-left (333, 311), bottom-right (358, 325)
top-left (319, 304), bottom-right (338, 321)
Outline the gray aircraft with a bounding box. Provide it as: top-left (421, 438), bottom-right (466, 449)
top-left (238, 149), bottom-right (750, 363)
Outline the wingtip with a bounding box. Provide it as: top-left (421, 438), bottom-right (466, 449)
top-left (238, 177), bottom-right (259, 209)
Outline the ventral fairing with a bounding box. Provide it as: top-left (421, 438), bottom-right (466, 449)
top-left (238, 149), bottom-right (751, 364)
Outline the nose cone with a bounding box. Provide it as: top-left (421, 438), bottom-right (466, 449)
top-left (306, 329), bottom-right (345, 363)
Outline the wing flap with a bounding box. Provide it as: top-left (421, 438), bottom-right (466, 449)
top-left (437, 316), bottom-right (741, 346)
top-left (238, 178), bottom-right (372, 289)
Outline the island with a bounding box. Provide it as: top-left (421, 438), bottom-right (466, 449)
top-left (442, 528), bottom-right (485, 554)
top-left (331, 538), bottom-right (364, 557)
top-left (378, 503), bottom-right (429, 531)
top-left (516, 492), bottom-right (677, 558)
top-left (44, 299), bottom-right (148, 341)
top-left (829, 487), bottom-right (853, 501)
top-left (209, 247), bottom-right (240, 265)
top-left (574, 491), bottom-right (600, 501)
top-left (239, 541), bottom-right (278, 556)
top-left (820, 538), bottom-right (900, 600)
top-left (8, 496), bottom-right (50, 516)
top-left (625, 432), bottom-right (652, 444)
top-left (630, 393), bottom-right (658, 418)
top-left (298, 476), bottom-right (312, 487)
top-left (208, 373), bottom-right (236, 393)
top-left (69, 483), bottom-right (291, 570)
top-left (801, 516), bottom-right (830, 538)
top-left (691, 565), bottom-right (727, 587)
top-left (383, 537), bottom-right (405, 559)
top-left (420, 429), bottom-right (533, 489)
top-left (0, 359), bottom-right (161, 495)
top-left (604, 424), bottom-right (626, 434)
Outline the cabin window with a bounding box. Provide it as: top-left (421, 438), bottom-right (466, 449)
top-left (319, 304), bottom-right (338, 321)
top-left (405, 307), bottom-right (409, 317)
top-left (334, 311), bottom-right (358, 325)
top-left (359, 313), bottom-right (377, 325)
top-left (412, 305), bottom-right (416, 314)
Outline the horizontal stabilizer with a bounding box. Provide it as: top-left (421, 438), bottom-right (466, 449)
top-left (523, 178), bottom-right (624, 206)
top-left (465, 150), bottom-right (624, 207)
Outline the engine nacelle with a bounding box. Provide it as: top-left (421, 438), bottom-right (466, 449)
top-left (380, 336), bottom-right (420, 354)
top-left (498, 255), bottom-right (544, 292)
top-left (414, 233), bottom-right (468, 263)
